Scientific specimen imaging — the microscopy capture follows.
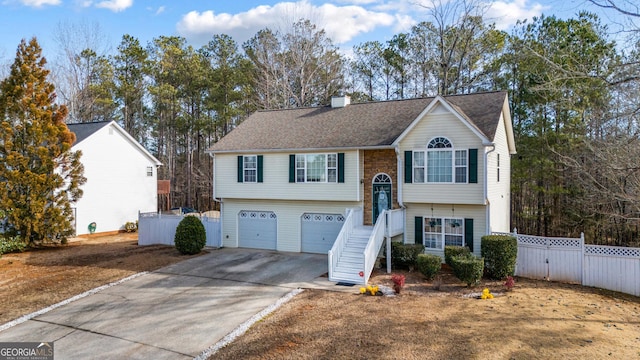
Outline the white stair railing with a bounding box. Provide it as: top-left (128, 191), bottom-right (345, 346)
top-left (361, 210), bottom-right (387, 284)
top-left (328, 208), bottom-right (359, 282)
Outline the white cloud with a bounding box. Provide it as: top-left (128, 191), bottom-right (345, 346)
top-left (177, 1), bottom-right (397, 46)
top-left (486, 0), bottom-right (548, 30)
top-left (19, 0), bottom-right (61, 7)
top-left (94, 0), bottom-right (132, 12)
top-left (155, 5), bottom-right (165, 15)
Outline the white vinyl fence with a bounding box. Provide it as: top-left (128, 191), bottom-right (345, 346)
top-left (497, 230), bottom-right (640, 297)
top-left (138, 212), bottom-right (221, 248)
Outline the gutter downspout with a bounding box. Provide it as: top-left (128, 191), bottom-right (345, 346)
top-left (208, 152), bottom-right (223, 247)
top-left (208, 152), bottom-right (221, 204)
top-left (390, 147), bottom-right (407, 273)
top-left (484, 144), bottom-right (496, 236)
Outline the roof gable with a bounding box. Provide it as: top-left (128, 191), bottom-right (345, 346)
top-left (67, 121), bottom-right (162, 166)
top-left (208, 91), bottom-right (509, 153)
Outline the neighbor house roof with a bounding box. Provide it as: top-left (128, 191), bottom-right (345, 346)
top-left (208, 91), bottom-right (509, 153)
top-left (67, 120), bottom-right (162, 166)
top-left (66, 121), bottom-right (111, 145)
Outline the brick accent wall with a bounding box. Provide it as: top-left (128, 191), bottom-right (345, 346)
top-left (363, 149), bottom-right (398, 225)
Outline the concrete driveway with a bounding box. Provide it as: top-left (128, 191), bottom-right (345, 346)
top-left (0, 248), bottom-right (331, 359)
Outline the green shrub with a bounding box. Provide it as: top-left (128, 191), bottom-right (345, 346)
top-left (481, 235), bottom-right (518, 279)
top-left (416, 254), bottom-right (442, 280)
top-left (174, 216), bottom-right (206, 255)
top-left (0, 235), bottom-right (27, 256)
top-left (388, 242), bottom-right (424, 269)
top-left (444, 245), bottom-right (470, 266)
top-left (124, 221), bottom-right (137, 233)
top-left (451, 254), bottom-right (484, 287)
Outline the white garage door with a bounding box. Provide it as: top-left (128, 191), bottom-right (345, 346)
top-left (238, 211), bottom-right (277, 250)
top-left (301, 213), bottom-right (345, 254)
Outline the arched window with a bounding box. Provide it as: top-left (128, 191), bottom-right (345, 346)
top-left (427, 137), bottom-right (452, 149)
top-left (373, 173), bottom-right (392, 183)
top-left (412, 137), bottom-right (467, 183)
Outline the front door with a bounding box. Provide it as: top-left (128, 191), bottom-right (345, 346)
top-left (372, 173), bottom-right (392, 223)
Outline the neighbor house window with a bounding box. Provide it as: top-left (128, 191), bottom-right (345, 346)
top-left (243, 155), bottom-right (257, 183)
top-left (424, 217), bottom-right (464, 249)
top-left (296, 153), bottom-right (337, 183)
top-left (497, 153), bottom-right (500, 182)
top-left (412, 137), bottom-right (467, 183)
top-left (146, 166), bottom-right (153, 177)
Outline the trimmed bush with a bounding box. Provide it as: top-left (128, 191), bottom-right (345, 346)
top-left (444, 245), bottom-right (470, 266)
top-left (416, 253), bottom-right (442, 280)
top-left (174, 216), bottom-right (206, 255)
top-left (481, 235), bottom-right (517, 279)
top-left (0, 235), bottom-right (27, 256)
top-left (389, 242), bottom-right (424, 269)
top-left (451, 254), bottom-right (484, 287)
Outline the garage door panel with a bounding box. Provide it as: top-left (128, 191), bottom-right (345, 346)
top-left (301, 213), bottom-right (344, 254)
top-left (239, 211), bottom-right (277, 250)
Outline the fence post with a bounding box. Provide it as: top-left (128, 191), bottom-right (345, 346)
top-left (580, 232), bottom-right (585, 286)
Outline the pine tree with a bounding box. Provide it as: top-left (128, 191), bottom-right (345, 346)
top-left (0, 38), bottom-right (86, 245)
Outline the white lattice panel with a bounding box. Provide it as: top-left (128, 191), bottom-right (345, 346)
top-left (585, 245), bottom-right (640, 258)
top-left (517, 234), bottom-right (581, 248)
top-left (517, 234), bottom-right (548, 246)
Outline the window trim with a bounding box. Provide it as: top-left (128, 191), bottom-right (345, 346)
top-left (411, 137), bottom-right (468, 184)
top-left (243, 155), bottom-right (258, 183)
top-left (423, 216), bottom-right (464, 249)
top-left (146, 166), bottom-right (153, 177)
top-left (295, 153), bottom-right (339, 183)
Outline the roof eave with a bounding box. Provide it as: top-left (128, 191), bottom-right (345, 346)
top-left (206, 144), bottom-right (396, 155)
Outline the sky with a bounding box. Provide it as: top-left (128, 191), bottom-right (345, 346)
top-left (0, 0), bottom-right (631, 65)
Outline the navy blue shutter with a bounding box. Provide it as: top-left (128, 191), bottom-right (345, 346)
top-left (469, 149), bottom-right (478, 183)
top-left (404, 151), bottom-right (413, 183)
top-left (337, 153), bottom-right (345, 183)
top-left (257, 155), bottom-right (263, 183)
top-left (289, 155), bottom-right (296, 183)
top-left (415, 216), bottom-right (423, 245)
top-left (465, 218), bottom-right (474, 252)
top-left (237, 156), bottom-right (243, 183)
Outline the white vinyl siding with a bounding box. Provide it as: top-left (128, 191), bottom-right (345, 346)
top-left (399, 106), bottom-right (484, 205)
top-left (73, 124), bottom-right (158, 235)
top-left (215, 151), bottom-right (358, 202)
top-left (487, 112), bottom-right (512, 233)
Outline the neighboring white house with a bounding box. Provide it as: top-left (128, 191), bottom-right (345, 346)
top-left (207, 91), bottom-right (516, 282)
top-left (67, 121), bottom-right (161, 236)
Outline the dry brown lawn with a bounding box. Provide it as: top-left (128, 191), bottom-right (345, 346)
top-left (0, 233), bottom-right (203, 324)
top-left (212, 270), bottom-right (640, 360)
top-left (1, 237), bottom-right (639, 359)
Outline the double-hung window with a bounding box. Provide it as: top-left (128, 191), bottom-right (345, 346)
top-left (237, 155), bottom-right (263, 183)
top-left (296, 153), bottom-right (337, 183)
top-left (424, 217), bottom-right (464, 249)
top-left (412, 137), bottom-right (468, 183)
top-left (243, 155), bottom-right (257, 183)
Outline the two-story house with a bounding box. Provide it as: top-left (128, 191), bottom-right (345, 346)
top-left (207, 91), bottom-right (516, 284)
top-left (68, 121), bottom-right (161, 236)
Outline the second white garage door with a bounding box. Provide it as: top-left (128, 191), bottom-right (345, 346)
top-left (301, 213), bottom-right (345, 254)
top-left (238, 210), bottom-right (277, 250)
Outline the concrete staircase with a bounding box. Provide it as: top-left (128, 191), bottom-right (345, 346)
top-left (330, 226), bottom-right (373, 284)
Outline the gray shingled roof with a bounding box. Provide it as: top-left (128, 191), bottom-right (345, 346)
top-left (66, 121), bottom-right (111, 146)
top-left (208, 91), bottom-right (507, 153)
